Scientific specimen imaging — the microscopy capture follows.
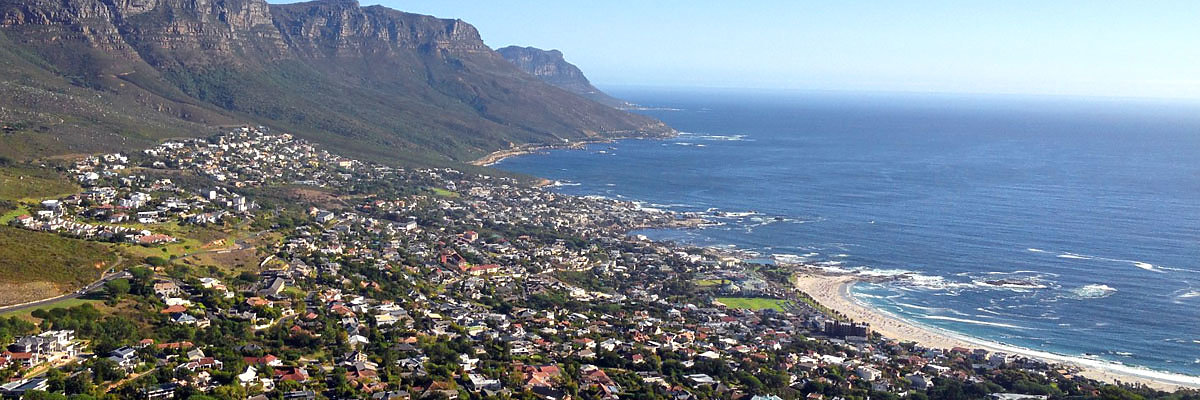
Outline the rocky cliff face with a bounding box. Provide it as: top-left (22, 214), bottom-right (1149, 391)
top-left (271, 1), bottom-right (492, 58)
top-left (497, 45), bottom-right (631, 108)
top-left (0, 0), bottom-right (672, 163)
top-left (0, 0), bottom-right (283, 61)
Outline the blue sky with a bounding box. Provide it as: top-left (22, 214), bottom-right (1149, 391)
top-left (351, 1), bottom-right (1200, 99)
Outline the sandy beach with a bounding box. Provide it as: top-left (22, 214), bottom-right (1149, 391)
top-left (792, 270), bottom-right (1200, 391)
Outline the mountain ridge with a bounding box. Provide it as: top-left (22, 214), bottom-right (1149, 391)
top-left (497, 45), bottom-right (632, 108)
top-left (0, 0), bottom-right (673, 164)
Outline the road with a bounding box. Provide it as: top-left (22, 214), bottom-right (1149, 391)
top-left (0, 270), bottom-right (132, 314)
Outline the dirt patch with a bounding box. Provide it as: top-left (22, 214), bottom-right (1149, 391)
top-left (288, 187), bottom-right (343, 207)
top-left (0, 281), bottom-right (62, 307)
top-left (182, 248), bottom-right (262, 273)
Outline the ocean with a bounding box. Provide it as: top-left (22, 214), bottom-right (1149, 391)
top-left (493, 88), bottom-right (1200, 378)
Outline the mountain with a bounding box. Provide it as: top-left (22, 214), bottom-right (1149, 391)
top-left (0, 0), bottom-right (673, 164)
top-left (497, 46), bottom-right (631, 108)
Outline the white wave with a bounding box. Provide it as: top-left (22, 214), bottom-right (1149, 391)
top-left (843, 294), bottom-right (1200, 387)
top-left (974, 280), bottom-right (1049, 290)
top-left (976, 307), bottom-right (1004, 316)
top-left (1132, 261), bottom-right (1164, 273)
top-left (549, 180), bottom-right (581, 187)
top-left (833, 253), bottom-right (849, 258)
top-left (1070, 284), bottom-right (1118, 299)
top-left (678, 132), bottom-right (751, 141)
top-left (1040, 249), bottom-right (1179, 274)
top-left (855, 268), bottom-right (914, 278)
top-left (816, 265), bottom-right (854, 274)
top-left (1179, 291), bottom-right (1200, 299)
top-left (923, 315), bottom-right (1025, 329)
top-left (771, 254), bottom-right (809, 264)
top-left (1027, 248), bottom-right (1047, 253)
top-left (894, 302), bottom-right (942, 312)
top-left (723, 211), bottom-right (759, 217)
top-left (896, 303), bottom-right (971, 317)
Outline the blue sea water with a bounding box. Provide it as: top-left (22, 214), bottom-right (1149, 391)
top-left (494, 88), bottom-right (1200, 378)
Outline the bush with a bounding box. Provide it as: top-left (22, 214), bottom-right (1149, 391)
top-left (104, 278), bottom-right (130, 298)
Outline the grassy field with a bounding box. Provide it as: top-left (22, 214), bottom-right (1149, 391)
top-left (0, 204), bottom-right (30, 224)
top-left (429, 187), bottom-right (460, 198)
top-left (716, 297), bottom-right (791, 311)
top-left (0, 165), bottom-right (77, 201)
top-left (113, 221), bottom-right (231, 260)
top-left (694, 279), bottom-right (729, 287)
top-left (0, 226), bottom-right (117, 305)
top-left (0, 226), bottom-right (115, 284)
top-left (0, 297), bottom-right (100, 318)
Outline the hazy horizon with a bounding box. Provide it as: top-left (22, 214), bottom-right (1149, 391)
top-left (281, 1), bottom-right (1200, 100)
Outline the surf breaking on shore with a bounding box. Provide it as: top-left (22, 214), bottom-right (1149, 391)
top-left (792, 270), bottom-right (1200, 391)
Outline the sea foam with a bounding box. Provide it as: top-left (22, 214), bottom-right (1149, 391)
top-left (1070, 284), bottom-right (1118, 299)
top-left (923, 315), bottom-right (1025, 329)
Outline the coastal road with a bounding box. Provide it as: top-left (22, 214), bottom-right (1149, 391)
top-left (0, 270), bottom-right (132, 315)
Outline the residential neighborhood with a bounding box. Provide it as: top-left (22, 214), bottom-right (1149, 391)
top-left (0, 128), bottom-right (1166, 400)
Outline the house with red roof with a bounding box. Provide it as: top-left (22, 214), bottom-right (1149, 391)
top-left (275, 366), bottom-right (310, 382)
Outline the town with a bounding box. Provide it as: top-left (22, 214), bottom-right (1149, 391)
top-left (0, 128), bottom-right (1169, 400)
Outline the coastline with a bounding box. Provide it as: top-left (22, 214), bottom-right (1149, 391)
top-left (470, 140), bottom-right (612, 167)
top-left (792, 270), bottom-right (1200, 391)
top-left (470, 130), bottom-right (678, 167)
top-left (484, 115), bottom-right (1200, 393)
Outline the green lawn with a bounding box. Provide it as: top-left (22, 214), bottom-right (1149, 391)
top-left (694, 279), bottom-right (729, 287)
top-left (716, 297), bottom-right (791, 311)
top-left (429, 187), bottom-right (459, 198)
top-left (0, 204), bottom-right (30, 224)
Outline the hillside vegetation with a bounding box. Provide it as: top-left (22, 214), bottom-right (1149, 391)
top-left (0, 0), bottom-right (673, 165)
top-left (0, 164), bottom-right (78, 201)
top-left (0, 226), bottom-right (114, 302)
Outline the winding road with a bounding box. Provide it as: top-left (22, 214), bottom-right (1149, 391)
top-left (0, 269), bottom-right (131, 314)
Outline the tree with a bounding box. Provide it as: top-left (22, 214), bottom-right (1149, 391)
top-left (91, 358), bottom-right (125, 383)
top-left (210, 384), bottom-right (246, 400)
top-left (105, 279), bottom-right (130, 299)
top-left (46, 368), bottom-right (67, 392)
top-left (64, 372), bottom-right (95, 395)
top-left (21, 391), bottom-right (68, 400)
top-left (929, 378), bottom-right (966, 400)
